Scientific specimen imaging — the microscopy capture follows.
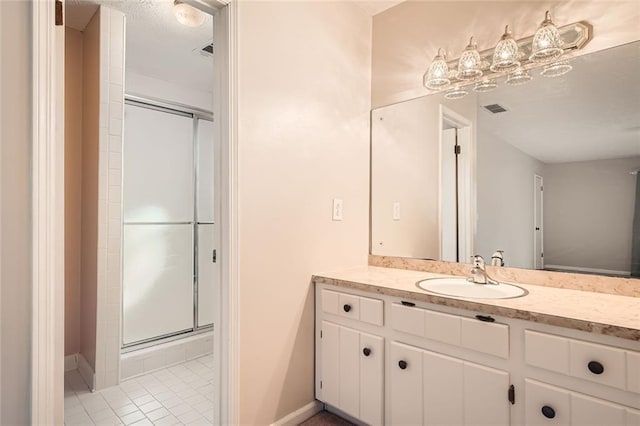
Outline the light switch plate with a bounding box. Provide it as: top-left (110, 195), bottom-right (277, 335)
top-left (393, 202), bottom-right (401, 220)
top-left (332, 198), bottom-right (343, 221)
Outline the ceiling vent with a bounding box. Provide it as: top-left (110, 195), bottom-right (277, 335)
top-left (193, 41), bottom-right (213, 58)
top-left (483, 103), bottom-right (508, 114)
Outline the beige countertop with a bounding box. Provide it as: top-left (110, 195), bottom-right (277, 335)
top-left (312, 265), bottom-right (640, 341)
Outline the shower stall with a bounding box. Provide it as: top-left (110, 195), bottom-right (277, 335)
top-left (122, 97), bottom-right (216, 348)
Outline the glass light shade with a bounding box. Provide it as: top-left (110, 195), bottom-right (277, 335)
top-left (473, 79), bottom-right (498, 92)
top-left (506, 68), bottom-right (532, 85)
top-left (173, 1), bottom-right (206, 27)
top-left (424, 49), bottom-right (451, 90)
top-left (490, 26), bottom-right (521, 72)
top-left (457, 37), bottom-right (483, 80)
top-left (529, 11), bottom-right (564, 63)
top-left (444, 86), bottom-right (468, 100)
top-left (541, 60), bottom-right (572, 77)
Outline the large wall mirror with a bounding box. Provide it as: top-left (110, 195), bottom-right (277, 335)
top-left (371, 41), bottom-right (640, 278)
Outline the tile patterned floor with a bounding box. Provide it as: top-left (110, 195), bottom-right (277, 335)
top-left (64, 355), bottom-right (214, 426)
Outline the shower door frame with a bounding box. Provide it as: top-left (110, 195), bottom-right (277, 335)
top-left (121, 96), bottom-right (215, 349)
top-left (30, 1), bottom-right (240, 425)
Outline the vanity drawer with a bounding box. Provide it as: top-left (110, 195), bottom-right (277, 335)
top-left (460, 317), bottom-right (509, 359)
top-left (321, 289), bottom-right (383, 326)
top-left (391, 303), bottom-right (509, 358)
top-left (525, 330), bottom-right (639, 393)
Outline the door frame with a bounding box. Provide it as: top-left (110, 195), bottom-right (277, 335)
top-left (438, 105), bottom-right (474, 264)
top-left (30, 1), bottom-right (240, 424)
top-left (533, 174), bottom-right (544, 270)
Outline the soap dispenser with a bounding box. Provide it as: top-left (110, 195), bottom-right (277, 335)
top-left (491, 250), bottom-right (505, 267)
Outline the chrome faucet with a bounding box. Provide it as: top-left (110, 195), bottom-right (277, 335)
top-left (468, 255), bottom-right (499, 285)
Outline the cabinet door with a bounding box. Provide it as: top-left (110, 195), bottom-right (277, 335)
top-left (464, 362), bottom-right (510, 426)
top-left (627, 408), bottom-right (640, 426)
top-left (525, 379), bottom-right (570, 426)
top-left (320, 321), bottom-right (340, 407)
top-left (339, 326), bottom-right (360, 418)
top-left (571, 393), bottom-right (626, 426)
top-left (423, 350), bottom-right (463, 425)
top-left (360, 332), bottom-right (384, 426)
top-left (390, 342), bottom-right (423, 425)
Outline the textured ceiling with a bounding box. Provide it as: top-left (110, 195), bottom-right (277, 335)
top-left (67, 0), bottom-right (213, 93)
top-left (478, 41), bottom-right (640, 163)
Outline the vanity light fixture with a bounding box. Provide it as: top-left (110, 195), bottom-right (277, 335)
top-left (457, 37), bottom-right (484, 80)
top-left (506, 67), bottom-right (533, 85)
top-left (421, 11), bottom-right (590, 99)
top-left (540, 59), bottom-right (573, 77)
top-left (530, 11), bottom-right (564, 63)
top-left (490, 26), bottom-right (521, 72)
top-left (423, 48), bottom-right (451, 90)
top-left (173, 0), bottom-right (206, 27)
top-left (473, 78), bottom-right (498, 92)
top-left (444, 86), bottom-right (468, 100)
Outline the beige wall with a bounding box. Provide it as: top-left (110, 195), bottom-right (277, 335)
top-left (476, 127), bottom-right (544, 269)
top-left (65, 27), bottom-right (83, 356)
top-left (544, 157), bottom-right (640, 274)
top-left (372, 1), bottom-right (640, 108)
top-left (81, 10), bottom-right (100, 370)
top-left (237, 1), bottom-right (371, 423)
top-left (0, 1), bottom-right (32, 424)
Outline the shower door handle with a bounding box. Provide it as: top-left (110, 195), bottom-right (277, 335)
top-left (212, 249), bottom-right (217, 263)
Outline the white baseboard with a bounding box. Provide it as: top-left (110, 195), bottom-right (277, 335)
top-left (64, 354), bottom-right (78, 372)
top-left (77, 353), bottom-right (96, 391)
top-left (545, 264), bottom-right (630, 276)
top-left (270, 401), bottom-right (323, 426)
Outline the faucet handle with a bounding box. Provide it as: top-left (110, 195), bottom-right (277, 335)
top-left (471, 255), bottom-right (485, 267)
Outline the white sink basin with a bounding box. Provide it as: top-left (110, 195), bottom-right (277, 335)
top-left (416, 277), bottom-right (528, 299)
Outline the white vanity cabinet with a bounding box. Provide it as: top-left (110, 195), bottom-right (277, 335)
top-left (314, 283), bottom-right (640, 426)
top-left (319, 321), bottom-right (384, 425)
top-left (389, 341), bottom-right (510, 426)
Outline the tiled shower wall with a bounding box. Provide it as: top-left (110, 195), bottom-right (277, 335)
top-left (95, 6), bottom-right (125, 390)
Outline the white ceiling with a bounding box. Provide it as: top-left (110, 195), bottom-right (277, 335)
top-left (353, 0), bottom-right (405, 16)
top-left (478, 42), bottom-right (640, 164)
top-left (66, 0), bottom-right (213, 93)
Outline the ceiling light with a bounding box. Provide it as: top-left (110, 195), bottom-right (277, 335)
top-left (490, 26), bottom-right (520, 72)
top-left (529, 11), bottom-right (564, 63)
top-left (457, 37), bottom-right (483, 80)
top-left (173, 0), bottom-right (205, 27)
top-left (540, 60), bottom-right (573, 77)
top-left (424, 48), bottom-right (451, 90)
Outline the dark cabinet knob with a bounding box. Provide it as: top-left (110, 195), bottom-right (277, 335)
top-left (343, 304), bottom-right (351, 313)
top-left (363, 347), bottom-right (371, 357)
top-left (541, 406), bottom-right (555, 419)
top-left (398, 360), bottom-right (407, 370)
top-left (588, 361), bottom-right (604, 375)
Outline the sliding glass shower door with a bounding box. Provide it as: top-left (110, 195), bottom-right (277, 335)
top-left (122, 99), bottom-right (215, 347)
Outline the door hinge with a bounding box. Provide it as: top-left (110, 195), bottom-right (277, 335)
top-left (320, 330), bottom-right (323, 339)
top-left (541, 252), bottom-right (544, 258)
top-left (55, 0), bottom-right (64, 26)
top-left (212, 249), bottom-right (217, 263)
top-left (454, 145), bottom-right (461, 155)
top-left (320, 380), bottom-right (323, 389)
top-left (508, 384), bottom-right (515, 405)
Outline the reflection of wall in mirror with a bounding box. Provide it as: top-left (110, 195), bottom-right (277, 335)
top-left (371, 94), bottom-right (477, 259)
top-left (543, 157), bottom-right (640, 275)
top-left (476, 128), bottom-right (544, 269)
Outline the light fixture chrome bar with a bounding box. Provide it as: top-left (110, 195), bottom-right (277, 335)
top-left (434, 21), bottom-right (591, 91)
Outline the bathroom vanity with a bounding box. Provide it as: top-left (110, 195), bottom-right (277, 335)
top-left (313, 266), bottom-right (640, 425)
